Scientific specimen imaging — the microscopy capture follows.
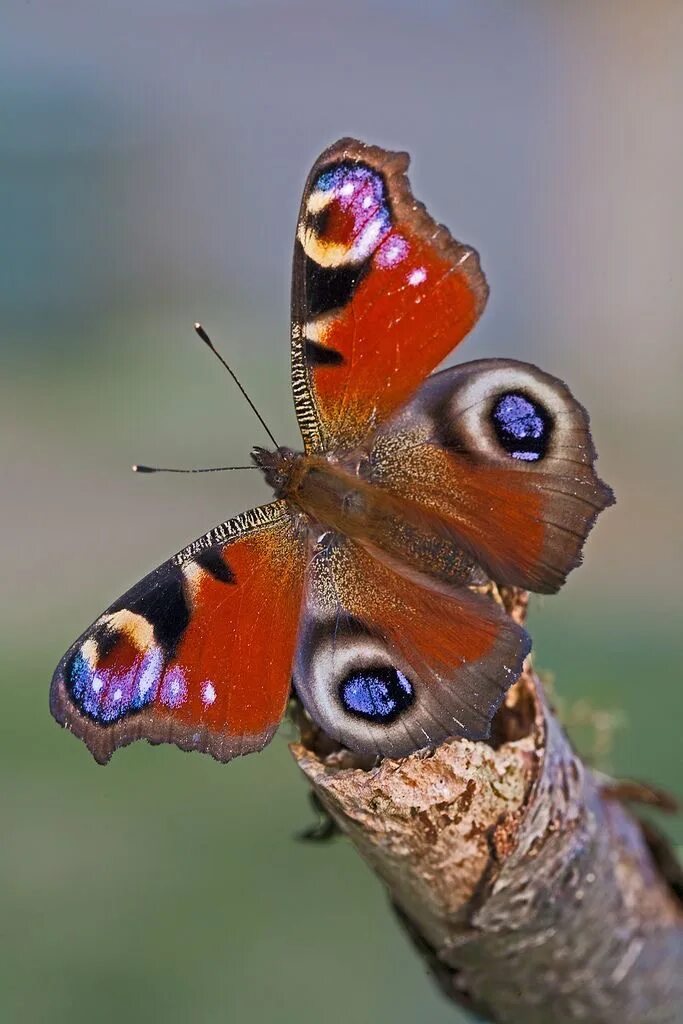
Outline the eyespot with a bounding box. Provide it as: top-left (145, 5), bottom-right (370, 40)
top-left (339, 666), bottom-right (414, 723)
top-left (66, 633), bottom-right (164, 724)
top-left (491, 391), bottom-right (551, 461)
top-left (293, 617), bottom-right (425, 755)
top-left (298, 161), bottom-right (392, 268)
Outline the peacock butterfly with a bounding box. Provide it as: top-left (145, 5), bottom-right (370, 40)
top-left (50, 138), bottom-right (614, 764)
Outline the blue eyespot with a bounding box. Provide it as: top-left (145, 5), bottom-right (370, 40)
top-left (491, 392), bottom-right (551, 461)
top-left (66, 643), bottom-right (163, 724)
top-left (340, 667), bottom-right (414, 723)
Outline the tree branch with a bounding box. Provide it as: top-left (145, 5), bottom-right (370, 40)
top-left (290, 588), bottom-right (682, 1024)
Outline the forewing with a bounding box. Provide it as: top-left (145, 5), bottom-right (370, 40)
top-left (359, 359), bottom-right (614, 594)
top-left (293, 534), bottom-right (530, 759)
top-left (291, 138), bottom-right (488, 453)
top-left (50, 502), bottom-right (306, 764)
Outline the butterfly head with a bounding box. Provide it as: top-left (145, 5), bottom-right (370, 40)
top-left (251, 445), bottom-right (304, 497)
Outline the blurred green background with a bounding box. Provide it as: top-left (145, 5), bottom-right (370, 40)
top-left (2, 3), bottom-right (681, 1022)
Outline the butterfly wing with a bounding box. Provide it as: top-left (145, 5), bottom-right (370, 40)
top-left (291, 137), bottom-right (488, 454)
top-left (50, 502), bottom-right (306, 764)
top-left (293, 533), bottom-right (530, 758)
top-left (355, 359), bottom-right (614, 595)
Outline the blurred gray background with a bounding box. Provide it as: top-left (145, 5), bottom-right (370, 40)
top-left (2, 3), bottom-right (681, 1023)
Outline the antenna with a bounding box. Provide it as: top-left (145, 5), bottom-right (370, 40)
top-left (194, 322), bottom-right (279, 449)
top-left (132, 464), bottom-right (257, 475)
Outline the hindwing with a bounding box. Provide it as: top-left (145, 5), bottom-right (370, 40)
top-left (356, 359), bottom-right (614, 594)
top-left (293, 533), bottom-right (530, 757)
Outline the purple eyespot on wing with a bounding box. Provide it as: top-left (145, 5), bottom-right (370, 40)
top-left (67, 643), bottom-right (164, 723)
top-left (491, 392), bottom-right (551, 461)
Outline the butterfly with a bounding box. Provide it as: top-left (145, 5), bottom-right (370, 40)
top-left (50, 138), bottom-right (614, 765)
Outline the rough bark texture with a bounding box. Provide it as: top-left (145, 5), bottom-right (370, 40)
top-left (290, 588), bottom-right (682, 1024)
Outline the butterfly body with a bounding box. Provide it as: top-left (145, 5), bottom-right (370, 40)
top-left (253, 444), bottom-right (483, 592)
top-left (51, 138), bottom-right (613, 765)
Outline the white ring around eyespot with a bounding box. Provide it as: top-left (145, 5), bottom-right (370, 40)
top-left (303, 635), bottom-right (397, 728)
top-left (452, 365), bottom-right (575, 464)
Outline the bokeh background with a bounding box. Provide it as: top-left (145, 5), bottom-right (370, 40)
top-left (2, 3), bottom-right (681, 1022)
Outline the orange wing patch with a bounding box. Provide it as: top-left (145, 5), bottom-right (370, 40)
top-left (169, 533), bottom-right (303, 743)
top-left (312, 227), bottom-right (482, 447)
top-left (372, 444), bottom-right (550, 589)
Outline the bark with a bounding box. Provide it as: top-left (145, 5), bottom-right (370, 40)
top-left (290, 588), bottom-right (683, 1024)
